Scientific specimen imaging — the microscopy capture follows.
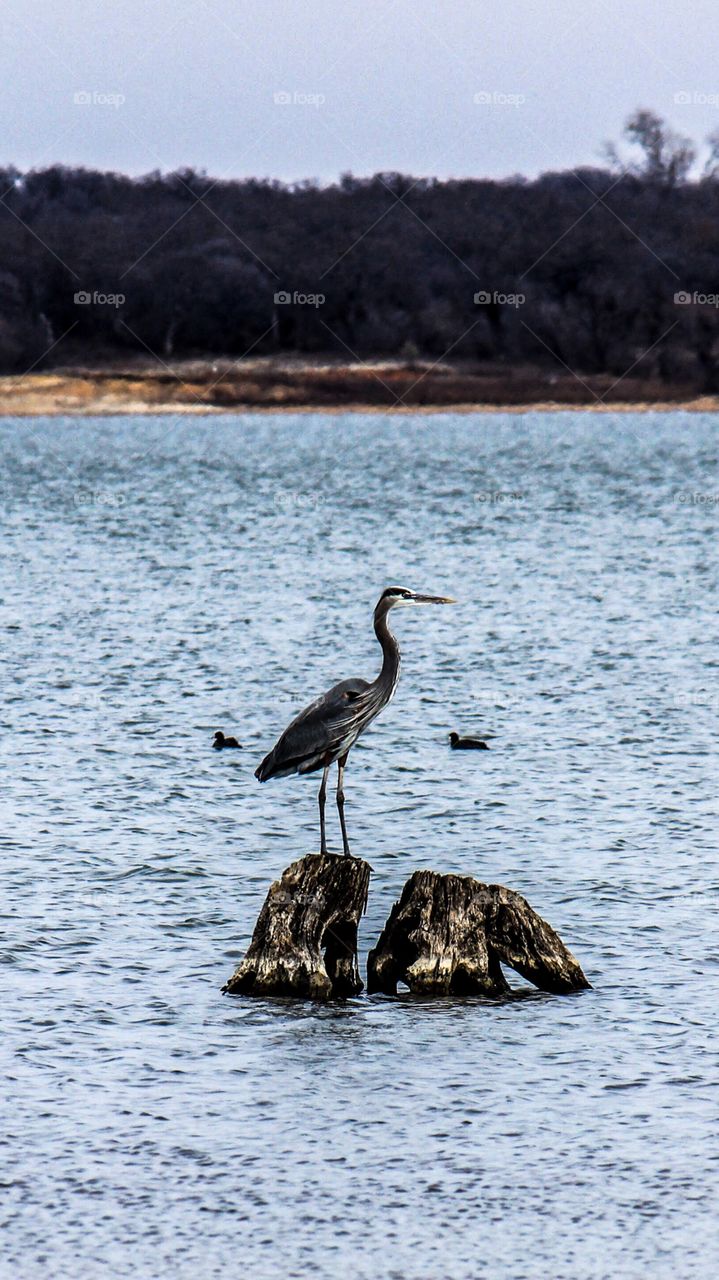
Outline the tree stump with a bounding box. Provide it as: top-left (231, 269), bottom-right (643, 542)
top-left (367, 871), bottom-right (590, 996)
top-left (223, 854), bottom-right (371, 1000)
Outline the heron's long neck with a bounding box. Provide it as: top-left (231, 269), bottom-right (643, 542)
top-left (373, 607), bottom-right (401, 701)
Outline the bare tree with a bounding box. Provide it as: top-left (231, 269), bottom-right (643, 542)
top-left (703, 128), bottom-right (719, 179)
top-left (604, 109), bottom-right (695, 185)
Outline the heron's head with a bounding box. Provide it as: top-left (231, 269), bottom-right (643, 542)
top-left (375, 585), bottom-right (455, 615)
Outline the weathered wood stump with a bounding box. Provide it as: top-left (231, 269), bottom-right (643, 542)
top-left (223, 854), bottom-right (371, 1000)
top-left (367, 871), bottom-right (590, 996)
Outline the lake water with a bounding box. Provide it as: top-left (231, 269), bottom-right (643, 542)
top-left (1, 411), bottom-right (717, 1279)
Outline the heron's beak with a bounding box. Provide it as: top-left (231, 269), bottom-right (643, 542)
top-left (412, 593), bottom-right (456, 604)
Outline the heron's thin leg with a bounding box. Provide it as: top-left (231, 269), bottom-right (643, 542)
top-left (336, 753), bottom-right (351, 857)
top-left (318, 765), bottom-right (330, 855)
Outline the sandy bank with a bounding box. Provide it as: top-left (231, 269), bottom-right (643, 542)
top-left (1, 359), bottom-right (717, 415)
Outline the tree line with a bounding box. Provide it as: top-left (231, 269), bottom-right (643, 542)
top-left (2, 109), bottom-right (719, 389)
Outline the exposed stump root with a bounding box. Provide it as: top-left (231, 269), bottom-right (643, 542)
top-left (367, 871), bottom-right (590, 996)
top-left (223, 854), bottom-right (371, 1000)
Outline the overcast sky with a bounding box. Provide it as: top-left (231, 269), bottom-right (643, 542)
top-left (4, 0), bottom-right (719, 182)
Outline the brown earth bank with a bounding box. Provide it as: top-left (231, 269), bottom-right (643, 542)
top-left (1, 356), bottom-right (718, 415)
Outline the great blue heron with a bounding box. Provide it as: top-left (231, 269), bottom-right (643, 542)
top-left (255, 586), bottom-right (455, 856)
top-left (214, 731), bottom-right (241, 749)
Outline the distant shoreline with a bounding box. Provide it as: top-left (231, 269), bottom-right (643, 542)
top-left (1, 359), bottom-right (718, 415)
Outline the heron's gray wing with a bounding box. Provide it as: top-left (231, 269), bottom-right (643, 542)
top-left (255, 678), bottom-right (371, 780)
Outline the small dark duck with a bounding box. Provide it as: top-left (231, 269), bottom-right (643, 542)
top-left (449, 731), bottom-right (494, 751)
top-left (213, 731), bottom-right (242, 750)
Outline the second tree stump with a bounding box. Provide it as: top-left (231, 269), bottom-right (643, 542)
top-left (367, 870), bottom-right (590, 996)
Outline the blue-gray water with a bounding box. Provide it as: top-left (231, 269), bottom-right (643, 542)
top-left (1, 411), bottom-right (717, 1280)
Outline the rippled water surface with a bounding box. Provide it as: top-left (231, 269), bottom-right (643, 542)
top-left (1, 411), bottom-right (717, 1279)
